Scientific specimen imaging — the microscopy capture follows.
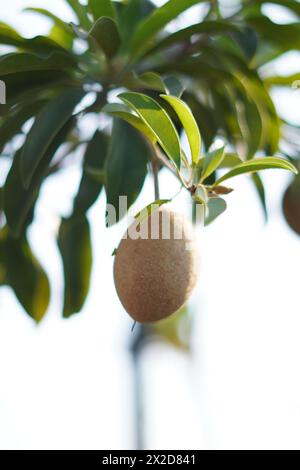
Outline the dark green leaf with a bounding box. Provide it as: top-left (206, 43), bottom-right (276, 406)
top-left (0, 52), bottom-right (76, 76)
top-left (58, 216), bottom-right (92, 318)
top-left (119, 0), bottom-right (155, 44)
top-left (105, 118), bottom-right (151, 224)
top-left (89, 17), bottom-right (121, 59)
top-left (88, 0), bottom-right (116, 21)
top-left (4, 119), bottom-right (75, 236)
top-left (164, 76), bottom-right (184, 98)
top-left (119, 92), bottom-right (181, 168)
top-left (21, 88), bottom-right (85, 188)
top-left (146, 20), bottom-right (240, 56)
top-left (0, 100), bottom-right (47, 152)
top-left (72, 130), bottom-right (109, 216)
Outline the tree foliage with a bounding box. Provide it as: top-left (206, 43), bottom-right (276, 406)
top-left (0, 0), bottom-right (299, 322)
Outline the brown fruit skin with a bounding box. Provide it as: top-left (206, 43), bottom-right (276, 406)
top-left (283, 182), bottom-right (300, 236)
top-left (113, 209), bottom-right (200, 323)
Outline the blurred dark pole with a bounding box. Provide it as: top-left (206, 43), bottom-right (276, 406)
top-left (130, 324), bottom-right (148, 450)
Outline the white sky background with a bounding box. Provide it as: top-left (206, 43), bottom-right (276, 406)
top-left (0, 0), bottom-right (300, 450)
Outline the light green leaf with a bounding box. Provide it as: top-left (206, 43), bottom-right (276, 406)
top-left (58, 216), bottom-right (92, 318)
top-left (201, 146), bottom-right (225, 182)
top-left (205, 197), bottom-right (227, 226)
top-left (21, 88), bottom-right (85, 188)
top-left (161, 94), bottom-right (201, 164)
top-left (119, 92), bottom-right (181, 168)
top-left (2, 230), bottom-right (50, 322)
top-left (213, 157), bottom-right (298, 187)
top-left (219, 153), bottom-right (243, 168)
top-left (102, 103), bottom-right (156, 143)
top-left (130, 0), bottom-right (204, 55)
top-left (88, 0), bottom-right (116, 21)
top-left (89, 17), bottom-right (121, 59)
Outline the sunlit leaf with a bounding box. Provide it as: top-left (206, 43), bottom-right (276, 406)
top-left (213, 157), bottom-right (298, 187)
top-left (1, 229), bottom-right (50, 322)
top-left (102, 103), bottom-right (156, 143)
top-left (161, 94), bottom-right (201, 164)
top-left (119, 92), bottom-right (181, 168)
top-left (200, 146), bottom-right (225, 182)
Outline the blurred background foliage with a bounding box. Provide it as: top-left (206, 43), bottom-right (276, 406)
top-left (0, 0), bottom-right (300, 341)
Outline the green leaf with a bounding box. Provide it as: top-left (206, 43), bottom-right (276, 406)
top-left (164, 76), bottom-right (184, 98)
top-left (160, 94), bottom-right (201, 164)
top-left (65, 0), bottom-right (92, 30)
top-left (200, 146), bottom-right (225, 182)
top-left (130, 0), bottom-right (205, 55)
top-left (119, 0), bottom-right (155, 44)
top-left (0, 22), bottom-right (70, 54)
top-left (213, 157), bottom-right (298, 187)
top-left (21, 88), bottom-right (85, 188)
top-left (0, 52), bottom-right (76, 76)
top-left (4, 119), bottom-right (75, 237)
top-left (146, 20), bottom-right (240, 56)
top-left (105, 118), bottom-right (151, 224)
top-left (219, 153), bottom-right (243, 168)
top-left (119, 92), bottom-right (181, 168)
top-left (1, 230), bottom-right (50, 322)
top-left (24, 8), bottom-right (75, 37)
top-left (89, 17), bottom-right (121, 59)
top-left (72, 131), bottom-right (109, 216)
top-left (88, 0), bottom-right (116, 21)
top-left (58, 216), bottom-right (92, 318)
top-left (251, 172), bottom-right (268, 222)
top-left (134, 199), bottom-right (171, 224)
top-left (102, 103), bottom-right (156, 142)
top-left (136, 72), bottom-right (167, 92)
top-left (205, 197), bottom-right (227, 226)
top-left (0, 99), bottom-right (47, 152)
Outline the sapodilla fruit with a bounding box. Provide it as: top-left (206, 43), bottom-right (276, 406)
top-left (113, 208), bottom-right (200, 323)
top-left (283, 182), bottom-right (300, 235)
